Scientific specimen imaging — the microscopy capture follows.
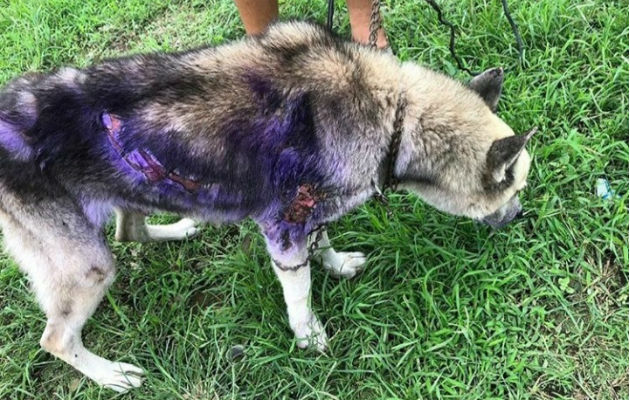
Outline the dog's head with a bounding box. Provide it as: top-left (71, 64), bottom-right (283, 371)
top-left (397, 66), bottom-right (535, 229)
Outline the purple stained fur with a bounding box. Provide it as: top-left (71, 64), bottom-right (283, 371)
top-left (101, 112), bottom-right (113, 130)
top-left (222, 75), bottom-right (326, 248)
top-left (81, 198), bottom-right (115, 228)
top-left (0, 63), bottom-right (331, 253)
top-left (0, 118), bottom-right (33, 161)
top-left (125, 149), bottom-right (167, 182)
top-left (124, 149), bottom-right (152, 172)
top-left (244, 72), bottom-right (283, 111)
top-left (102, 112), bottom-right (203, 197)
top-left (96, 73), bottom-right (326, 233)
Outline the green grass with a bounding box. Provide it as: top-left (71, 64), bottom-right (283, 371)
top-left (0, 0), bottom-right (627, 398)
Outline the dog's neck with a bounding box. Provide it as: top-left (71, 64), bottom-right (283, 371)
top-left (388, 63), bottom-right (468, 190)
top-left (374, 93), bottom-right (407, 195)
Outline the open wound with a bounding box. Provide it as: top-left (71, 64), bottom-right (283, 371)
top-left (102, 112), bottom-right (200, 192)
top-left (284, 184), bottom-right (325, 223)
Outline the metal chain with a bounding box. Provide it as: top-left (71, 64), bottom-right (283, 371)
top-left (423, 0), bottom-right (525, 76)
top-left (326, 0), bottom-right (335, 31)
top-left (423, 0), bottom-right (477, 76)
top-left (383, 95), bottom-right (407, 191)
top-left (326, 0), bottom-right (525, 75)
top-left (500, 0), bottom-right (525, 71)
top-left (307, 224), bottom-right (326, 258)
top-left (270, 225), bottom-right (326, 271)
top-left (370, 94), bottom-right (408, 217)
top-left (368, 0), bottom-right (381, 48)
top-left (271, 257), bottom-right (309, 271)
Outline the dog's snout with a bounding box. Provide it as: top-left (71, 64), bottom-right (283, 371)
top-left (482, 195), bottom-right (523, 229)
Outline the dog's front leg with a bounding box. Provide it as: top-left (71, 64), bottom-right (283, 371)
top-left (309, 228), bottom-right (367, 279)
top-left (261, 226), bottom-right (328, 351)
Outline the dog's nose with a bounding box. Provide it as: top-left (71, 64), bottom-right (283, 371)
top-left (515, 209), bottom-right (524, 219)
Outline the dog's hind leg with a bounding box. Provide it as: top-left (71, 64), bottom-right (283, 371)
top-left (309, 228), bottom-right (366, 279)
top-left (114, 209), bottom-right (198, 242)
top-left (0, 203), bottom-right (143, 392)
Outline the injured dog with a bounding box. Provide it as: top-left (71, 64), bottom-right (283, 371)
top-left (0, 21), bottom-right (535, 392)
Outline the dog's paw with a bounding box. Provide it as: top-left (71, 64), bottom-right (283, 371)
top-left (291, 313), bottom-right (328, 352)
top-left (172, 218), bottom-right (199, 239)
top-left (146, 218), bottom-right (199, 241)
top-left (93, 361), bottom-right (144, 393)
top-left (322, 251), bottom-right (366, 279)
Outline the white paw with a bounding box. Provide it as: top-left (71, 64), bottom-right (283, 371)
top-left (170, 218), bottom-right (199, 239)
top-left (322, 251), bottom-right (366, 279)
top-left (146, 218), bottom-right (199, 241)
top-left (291, 313), bottom-right (328, 352)
top-left (95, 361), bottom-right (144, 393)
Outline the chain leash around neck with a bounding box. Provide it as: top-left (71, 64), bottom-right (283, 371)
top-left (383, 95), bottom-right (407, 192)
top-left (371, 94), bottom-right (407, 215)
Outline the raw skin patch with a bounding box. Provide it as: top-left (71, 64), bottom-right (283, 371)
top-left (102, 112), bottom-right (200, 191)
top-left (284, 184), bottom-right (323, 223)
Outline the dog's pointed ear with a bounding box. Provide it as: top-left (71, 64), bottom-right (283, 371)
top-left (469, 67), bottom-right (504, 113)
top-left (487, 127), bottom-right (537, 182)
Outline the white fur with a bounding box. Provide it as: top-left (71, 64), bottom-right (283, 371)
top-left (145, 218), bottom-right (198, 240)
top-left (268, 244), bottom-right (328, 351)
top-left (57, 67), bottom-right (85, 86)
top-left (41, 321), bottom-right (143, 393)
top-left (311, 231), bottom-right (366, 278)
top-left (271, 261), bottom-right (328, 351)
top-left (0, 199), bottom-right (144, 393)
top-left (266, 229), bottom-right (368, 352)
top-left (114, 210), bottom-right (199, 242)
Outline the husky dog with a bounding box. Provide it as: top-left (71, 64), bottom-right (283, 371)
top-left (0, 21), bottom-right (534, 392)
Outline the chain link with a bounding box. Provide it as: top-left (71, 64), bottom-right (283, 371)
top-left (308, 224), bottom-right (326, 258)
top-left (368, 0), bottom-right (381, 49)
top-left (383, 95), bottom-right (407, 192)
top-left (370, 94), bottom-right (407, 218)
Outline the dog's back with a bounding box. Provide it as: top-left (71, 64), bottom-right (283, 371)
top-left (0, 21), bottom-right (396, 224)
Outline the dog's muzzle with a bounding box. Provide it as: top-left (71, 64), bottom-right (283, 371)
top-left (482, 195), bottom-right (523, 229)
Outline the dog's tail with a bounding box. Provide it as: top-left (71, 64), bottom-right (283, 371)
top-left (0, 75), bottom-right (40, 161)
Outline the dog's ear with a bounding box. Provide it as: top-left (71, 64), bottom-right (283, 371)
top-left (469, 67), bottom-right (504, 113)
top-left (487, 127), bottom-right (537, 182)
